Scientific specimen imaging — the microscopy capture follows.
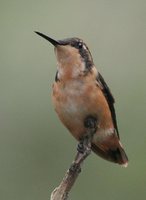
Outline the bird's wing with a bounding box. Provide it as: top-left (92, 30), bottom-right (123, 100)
top-left (96, 72), bottom-right (119, 138)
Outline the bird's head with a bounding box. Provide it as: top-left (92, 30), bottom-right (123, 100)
top-left (35, 32), bottom-right (95, 79)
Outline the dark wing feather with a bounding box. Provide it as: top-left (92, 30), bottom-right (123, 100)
top-left (96, 72), bottom-right (119, 138)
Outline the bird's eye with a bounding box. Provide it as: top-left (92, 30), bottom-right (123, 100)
top-left (78, 42), bottom-right (83, 48)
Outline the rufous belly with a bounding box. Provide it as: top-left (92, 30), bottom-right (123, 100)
top-left (52, 80), bottom-right (114, 142)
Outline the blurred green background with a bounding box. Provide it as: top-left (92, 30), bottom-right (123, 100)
top-left (0, 0), bottom-right (146, 199)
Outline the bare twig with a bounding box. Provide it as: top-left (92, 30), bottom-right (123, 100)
top-left (50, 117), bottom-right (97, 200)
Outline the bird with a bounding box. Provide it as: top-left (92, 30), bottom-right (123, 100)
top-left (35, 31), bottom-right (128, 167)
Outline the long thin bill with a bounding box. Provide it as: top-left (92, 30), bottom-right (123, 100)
top-left (35, 31), bottom-right (60, 46)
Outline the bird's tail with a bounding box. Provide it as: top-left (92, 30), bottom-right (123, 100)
top-left (91, 139), bottom-right (128, 167)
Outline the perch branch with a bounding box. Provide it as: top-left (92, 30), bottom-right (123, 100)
top-left (50, 116), bottom-right (97, 200)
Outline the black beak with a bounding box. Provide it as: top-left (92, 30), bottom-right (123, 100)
top-left (35, 31), bottom-right (60, 46)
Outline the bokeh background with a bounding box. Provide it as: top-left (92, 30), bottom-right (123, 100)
top-left (0, 0), bottom-right (146, 199)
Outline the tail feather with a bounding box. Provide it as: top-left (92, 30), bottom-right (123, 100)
top-left (91, 143), bottom-right (128, 167)
top-left (108, 146), bottom-right (128, 167)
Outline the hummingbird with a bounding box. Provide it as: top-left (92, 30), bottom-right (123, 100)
top-left (35, 31), bottom-right (128, 167)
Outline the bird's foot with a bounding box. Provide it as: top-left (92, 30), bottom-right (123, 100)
top-left (77, 116), bottom-right (97, 155)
